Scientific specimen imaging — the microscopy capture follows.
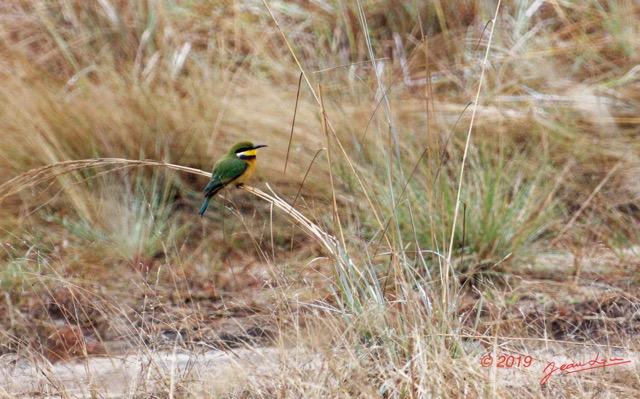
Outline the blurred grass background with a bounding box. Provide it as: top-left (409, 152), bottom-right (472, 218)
top-left (0, 0), bottom-right (639, 397)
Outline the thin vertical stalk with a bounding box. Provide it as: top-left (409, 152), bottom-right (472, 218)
top-left (446, 2), bottom-right (502, 307)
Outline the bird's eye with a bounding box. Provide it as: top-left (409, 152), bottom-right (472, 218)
top-left (236, 147), bottom-right (252, 153)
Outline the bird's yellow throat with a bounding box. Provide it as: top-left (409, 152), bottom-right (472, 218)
top-left (237, 149), bottom-right (258, 158)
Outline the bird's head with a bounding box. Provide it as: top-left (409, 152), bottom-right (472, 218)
top-left (229, 141), bottom-right (267, 159)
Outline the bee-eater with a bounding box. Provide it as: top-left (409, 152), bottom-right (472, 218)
top-left (198, 141), bottom-right (267, 216)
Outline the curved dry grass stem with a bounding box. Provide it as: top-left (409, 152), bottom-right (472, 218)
top-left (0, 157), bottom-right (348, 271)
top-left (239, 183), bottom-right (348, 270)
top-left (0, 158), bottom-right (209, 204)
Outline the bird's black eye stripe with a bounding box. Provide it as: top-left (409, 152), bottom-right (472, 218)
top-left (235, 147), bottom-right (253, 153)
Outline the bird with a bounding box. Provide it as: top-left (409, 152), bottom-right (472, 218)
top-left (198, 141), bottom-right (267, 216)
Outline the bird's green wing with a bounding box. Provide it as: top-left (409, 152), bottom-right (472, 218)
top-left (203, 156), bottom-right (248, 197)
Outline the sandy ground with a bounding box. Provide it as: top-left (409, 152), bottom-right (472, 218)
top-left (1, 344), bottom-right (638, 398)
top-left (0, 346), bottom-right (315, 398)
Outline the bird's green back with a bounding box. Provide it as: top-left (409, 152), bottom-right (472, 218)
top-left (203, 154), bottom-right (248, 196)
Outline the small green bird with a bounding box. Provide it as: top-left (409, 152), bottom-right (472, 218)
top-left (198, 141), bottom-right (267, 216)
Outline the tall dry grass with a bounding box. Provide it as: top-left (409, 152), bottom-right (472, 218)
top-left (0, 0), bottom-right (639, 397)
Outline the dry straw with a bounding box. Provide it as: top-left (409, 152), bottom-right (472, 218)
top-left (0, 157), bottom-right (349, 270)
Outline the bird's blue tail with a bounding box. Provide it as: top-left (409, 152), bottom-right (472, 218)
top-left (198, 196), bottom-right (211, 217)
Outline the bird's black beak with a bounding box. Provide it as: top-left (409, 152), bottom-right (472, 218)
top-left (253, 144), bottom-right (268, 149)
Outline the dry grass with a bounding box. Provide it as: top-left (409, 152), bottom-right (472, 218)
top-left (1, 0), bottom-right (639, 398)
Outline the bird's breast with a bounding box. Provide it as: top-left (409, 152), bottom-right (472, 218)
top-left (235, 159), bottom-right (257, 184)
